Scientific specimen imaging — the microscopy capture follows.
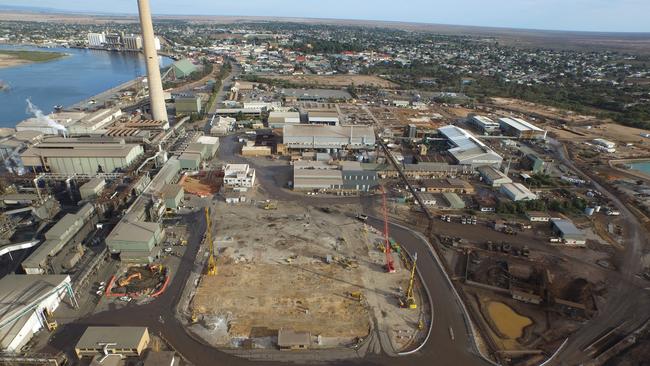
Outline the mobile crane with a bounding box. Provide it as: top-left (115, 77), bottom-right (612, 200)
top-left (205, 206), bottom-right (217, 276)
top-left (400, 252), bottom-right (418, 309)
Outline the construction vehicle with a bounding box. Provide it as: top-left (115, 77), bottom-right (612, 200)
top-left (349, 291), bottom-right (363, 302)
top-left (380, 186), bottom-right (396, 273)
top-left (399, 253), bottom-right (418, 309)
top-left (42, 309), bottom-right (58, 331)
top-left (263, 200), bottom-right (277, 210)
top-left (205, 207), bottom-right (217, 276)
top-left (118, 272), bottom-right (142, 287)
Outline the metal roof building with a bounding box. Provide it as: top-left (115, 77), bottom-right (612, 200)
top-left (469, 115), bottom-right (500, 133)
top-left (20, 138), bottom-right (144, 175)
top-left (442, 192), bottom-right (465, 209)
top-left (79, 177), bottom-right (106, 200)
top-left (438, 125), bottom-right (503, 168)
top-left (268, 111), bottom-right (301, 129)
top-left (500, 183), bottom-right (538, 201)
top-left (283, 125), bottom-right (375, 150)
top-left (75, 326), bottom-right (150, 358)
top-left (0, 275), bottom-right (73, 352)
top-left (478, 166), bottom-right (512, 187)
top-left (498, 117), bottom-right (547, 140)
top-left (550, 218), bottom-right (587, 245)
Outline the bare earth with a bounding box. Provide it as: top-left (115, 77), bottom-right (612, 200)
top-left (193, 262), bottom-right (370, 339)
top-left (262, 74), bottom-right (398, 88)
top-left (0, 54), bottom-right (30, 69)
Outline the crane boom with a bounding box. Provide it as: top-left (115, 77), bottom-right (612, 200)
top-left (205, 206), bottom-right (217, 276)
top-left (380, 186), bottom-right (396, 273)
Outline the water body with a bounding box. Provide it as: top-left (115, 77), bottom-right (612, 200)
top-left (0, 44), bottom-right (172, 128)
top-left (630, 161), bottom-right (650, 176)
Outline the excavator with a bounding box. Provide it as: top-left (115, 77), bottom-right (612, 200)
top-left (118, 272), bottom-right (142, 287)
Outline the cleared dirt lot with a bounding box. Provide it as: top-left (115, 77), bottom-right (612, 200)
top-left (190, 199), bottom-right (422, 349)
top-left (262, 74), bottom-right (398, 88)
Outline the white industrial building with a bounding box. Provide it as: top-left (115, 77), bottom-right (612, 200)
top-left (498, 117), bottom-right (547, 140)
top-left (500, 183), bottom-right (538, 201)
top-left (551, 218), bottom-right (587, 246)
top-left (592, 138), bottom-right (616, 153)
top-left (469, 115), bottom-right (500, 133)
top-left (438, 125), bottom-right (503, 168)
top-left (268, 111), bottom-right (300, 129)
top-left (0, 275), bottom-right (75, 351)
top-left (87, 32), bottom-right (106, 47)
top-left (283, 125), bottom-right (375, 150)
top-left (209, 116), bottom-right (236, 136)
top-left (223, 164), bottom-right (256, 190)
top-left (243, 101), bottom-right (281, 110)
top-left (307, 111), bottom-right (340, 126)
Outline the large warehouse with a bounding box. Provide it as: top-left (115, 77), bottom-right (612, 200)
top-left (283, 125), bottom-right (375, 150)
top-left (20, 138), bottom-right (144, 175)
top-left (0, 275), bottom-right (75, 352)
top-left (498, 117), bottom-right (547, 140)
top-left (106, 220), bottom-right (164, 263)
top-left (438, 125), bottom-right (503, 168)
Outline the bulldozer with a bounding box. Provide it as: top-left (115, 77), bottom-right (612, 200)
top-left (118, 272), bottom-right (142, 287)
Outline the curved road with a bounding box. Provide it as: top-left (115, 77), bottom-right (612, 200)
top-left (50, 167), bottom-right (491, 366)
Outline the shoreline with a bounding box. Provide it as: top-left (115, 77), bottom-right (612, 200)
top-left (609, 158), bottom-right (650, 180)
top-left (0, 49), bottom-right (68, 70)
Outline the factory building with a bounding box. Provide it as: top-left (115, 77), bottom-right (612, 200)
top-left (0, 275), bottom-right (74, 352)
top-left (469, 115), bottom-right (500, 133)
top-left (500, 183), bottom-right (538, 201)
top-left (79, 177), bottom-right (106, 200)
top-left (123, 34), bottom-right (143, 51)
top-left (178, 152), bottom-right (201, 170)
top-left (550, 218), bottom-right (587, 246)
top-left (340, 161), bottom-right (379, 192)
top-left (283, 125), bottom-right (375, 150)
top-left (520, 154), bottom-right (549, 174)
top-left (478, 166), bottom-right (512, 187)
top-left (498, 117), bottom-right (547, 140)
top-left (66, 108), bottom-right (124, 134)
top-left (160, 184), bottom-right (184, 211)
top-left (403, 162), bottom-right (473, 178)
top-left (268, 111), bottom-right (301, 129)
top-left (170, 59), bottom-right (199, 80)
top-left (438, 125), bottom-right (503, 168)
top-left (293, 168), bottom-right (343, 191)
top-left (22, 204), bottom-right (96, 275)
top-left (223, 164), bottom-right (256, 190)
top-left (106, 220), bottom-right (164, 263)
top-left (174, 95), bottom-right (203, 116)
top-left (307, 111), bottom-right (340, 126)
top-left (442, 192), bottom-right (465, 209)
top-left (209, 116), bottom-right (236, 136)
top-left (196, 136), bottom-right (220, 158)
top-left (75, 327), bottom-right (150, 358)
top-left (20, 138), bottom-right (144, 175)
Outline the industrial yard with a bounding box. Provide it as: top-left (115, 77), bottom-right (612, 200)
top-left (189, 200), bottom-right (426, 351)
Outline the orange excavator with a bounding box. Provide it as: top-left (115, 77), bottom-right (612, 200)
top-left (118, 272), bottom-right (142, 287)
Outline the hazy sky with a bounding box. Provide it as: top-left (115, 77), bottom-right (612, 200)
top-left (2, 0), bottom-right (649, 33)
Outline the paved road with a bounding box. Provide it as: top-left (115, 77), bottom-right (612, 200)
top-left (546, 138), bottom-right (650, 365)
top-left (208, 62), bottom-right (240, 114)
top-left (46, 134), bottom-right (491, 365)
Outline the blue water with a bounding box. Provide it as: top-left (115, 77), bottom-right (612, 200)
top-left (630, 161), bottom-right (650, 175)
top-left (0, 44), bottom-right (172, 127)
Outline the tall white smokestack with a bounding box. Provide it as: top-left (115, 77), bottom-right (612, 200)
top-left (137, 0), bottom-right (168, 122)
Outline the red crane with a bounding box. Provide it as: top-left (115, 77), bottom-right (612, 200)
top-left (380, 186), bottom-right (396, 273)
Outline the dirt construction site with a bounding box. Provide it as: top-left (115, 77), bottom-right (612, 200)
top-left (189, 199), bottom-right (427, 350)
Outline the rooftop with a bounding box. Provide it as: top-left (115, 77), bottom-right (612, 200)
top-left (550, 218), bottom-right (584, 237)
top-left (0, 275), bottom-right (70, 328)
top-left (108, 221), bottom-right (160, 244)
top-left (498, 117), bottom-right (544, 132)
top-left (76, 326), bottom-right (148, 350)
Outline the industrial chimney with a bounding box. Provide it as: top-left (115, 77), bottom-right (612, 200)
top-left (137, 0), bottom-right (168, 122)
